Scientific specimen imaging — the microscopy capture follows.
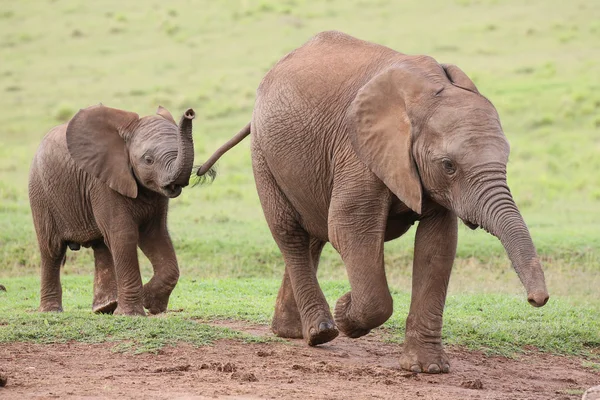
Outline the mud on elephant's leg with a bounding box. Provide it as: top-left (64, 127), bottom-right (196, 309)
top-left (399, 208), bottom-right (457, 374)
top-left (272, 238), bottom-right (326, 339)
top-left (139, 224), bottom-right (179, 315)
top-left (92, 242), bottom-right (118, 314)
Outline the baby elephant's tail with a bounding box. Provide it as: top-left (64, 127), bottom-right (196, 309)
top-left (192, 122), bottom-right (251, 185)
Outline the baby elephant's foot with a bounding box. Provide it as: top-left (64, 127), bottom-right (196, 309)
top-left (39, 302), bottom-right (63, 313)
top-left (142, 284), bottom-right (172, 315)
top-left (92, 299), bottom-right (117, 314)
top-left (114, 302), bottom-right (146, 316)
top-left (93, 291), bottom-right (118, 314)
top-left (400, 339), bottom-right (450, 374)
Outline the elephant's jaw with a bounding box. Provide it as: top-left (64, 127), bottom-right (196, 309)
top-left (460, 218), bottom-right (479, 230)
top-left (161, 184), bottom-right (183, 198)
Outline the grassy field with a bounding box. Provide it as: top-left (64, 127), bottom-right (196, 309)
top-left (0, 0), bottom-right (599, 357)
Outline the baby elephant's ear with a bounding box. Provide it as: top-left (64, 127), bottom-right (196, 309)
top-left (66, 105), bottom-right (140, 198)
top-left (156, 105), bottom-right (177, 125)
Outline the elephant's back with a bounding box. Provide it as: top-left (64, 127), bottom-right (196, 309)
top-left (29, 124), bottom-right (101, 243)
top-left (29, 124), bottom-right (72, 197)
top-left (253, 31), bottom-right (403, 147)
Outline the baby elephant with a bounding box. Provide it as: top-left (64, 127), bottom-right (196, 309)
top-left (29, 104), bottom-right (196, 316)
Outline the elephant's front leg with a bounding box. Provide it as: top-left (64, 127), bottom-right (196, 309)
top-left (92, 242), bottom-right (118, 314)
top-left (399, 207), bottom-right (457, 374)
top-left (139, 223), bottom-right (179, 315)
top-left (329, 183), bottom-right (393, 338)
top-left (105, 231), bottom-right (145, 316)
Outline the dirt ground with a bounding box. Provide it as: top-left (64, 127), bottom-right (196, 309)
top-left (1, 321), bottom-right (598, 400)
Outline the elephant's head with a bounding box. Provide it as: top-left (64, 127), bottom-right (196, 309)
top-left (349, 58), bottom-right (549, 307)
top-left (66, 105), bottom-right (196, 199)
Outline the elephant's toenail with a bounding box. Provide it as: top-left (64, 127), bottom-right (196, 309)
top-left (442, 364), bottom-right (450, 373)
top-left (318, 321), bottom-right (334, 331)
top-left (410, 365), bottom-right (422, 373)
top-left (427, 364), bottom-right (441, 374)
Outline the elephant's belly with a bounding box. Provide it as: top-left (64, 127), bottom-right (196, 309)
top-left (384, 216), bottom-right (417, 242)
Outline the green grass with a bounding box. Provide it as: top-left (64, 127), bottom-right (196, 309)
top-left (0, 277), bottom-right (273, 353)
top-left (1, 0), bottom-right (599, 358)
top-left (1, 276), bottom-right (599, 359)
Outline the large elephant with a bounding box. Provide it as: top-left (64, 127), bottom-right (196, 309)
top-left (197, 31), bottom-right (549, 373)
top-left (29, 105), bottom-right (197, 316)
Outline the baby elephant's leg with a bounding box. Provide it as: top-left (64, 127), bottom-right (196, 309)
top-left (92, 242), bottom-right (118, 314)
top-left (139, 227), bottom-right (179, 315)
top-left (39, 244), bottom-right (67, 312)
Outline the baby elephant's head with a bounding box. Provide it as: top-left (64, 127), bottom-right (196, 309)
top-left (66, 105), bottom-right (196, 199)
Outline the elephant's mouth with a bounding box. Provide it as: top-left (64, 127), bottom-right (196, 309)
top-left (162, 184), bottom-right (183, 198)
top-left (461, 218), bottom-right (479, 230)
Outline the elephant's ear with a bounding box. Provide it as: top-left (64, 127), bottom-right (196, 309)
top-left (441, 64), bottom-right (479, 94)
top-left (348, 67), bottom-right (442, 214)
top-left (156, 105), bottom-right (177, 125)
top-left (66, 105), bottom-right (140, 198)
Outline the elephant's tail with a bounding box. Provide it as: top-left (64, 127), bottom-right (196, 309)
top-left (194, 122), bottom-right (250, 185)
top-left (193, 122), bottom-right (251, 184)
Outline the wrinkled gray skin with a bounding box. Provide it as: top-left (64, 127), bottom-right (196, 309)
top-left (29, 105), bottom-right (196, 316)
top-left (198, 31), bottom-right (549, 373)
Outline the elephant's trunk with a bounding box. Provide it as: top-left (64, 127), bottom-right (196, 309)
top-left (468, 173), bottom-right (549, 307)
top-left (169, 109), bottom-right (195, 187)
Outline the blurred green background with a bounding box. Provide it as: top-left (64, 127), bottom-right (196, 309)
top-left (1, 0), bottom-right (599, 302)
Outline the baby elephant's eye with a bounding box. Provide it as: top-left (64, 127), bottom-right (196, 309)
top-left (143, 155), bottom-right (154, 165)
top-left (442, 158), bottom-right (456, 174)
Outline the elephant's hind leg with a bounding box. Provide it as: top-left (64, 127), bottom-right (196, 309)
top-left (272, 237), bottom-right (327, 340)
top-left (32, 204), bottom-right (66, 312)
top-left (38, 241), bottom-right (67, 312)
top-left (253, 146), bottom-right (337, 346)
top-left (92, 242), bottom-right (118, 314)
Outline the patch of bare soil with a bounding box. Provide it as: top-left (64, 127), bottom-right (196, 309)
top-left (1, 321), bottom-right (598, 400)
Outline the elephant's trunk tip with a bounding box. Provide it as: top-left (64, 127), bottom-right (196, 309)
top-left (527, 291), bottom-right (549, 307)
top-left (183, 108), bottom-right (195, 121)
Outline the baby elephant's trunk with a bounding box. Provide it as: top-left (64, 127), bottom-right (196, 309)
top-left (170, 109), bottom-right (195, 187)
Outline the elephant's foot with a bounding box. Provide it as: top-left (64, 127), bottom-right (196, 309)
top-left (142, 284), bottom-right (171, 315)
top-left (39, 303), bottom-right (63, 312)
top-left (399, 337), bottom-right (450, 374)
top-left (272, 307), bottom-right (338, 346)
top-left (92, 298), bottom-right (118, 314)
top-left (333, 292), bottom-right (372, 339)
top-left (93, 287), bottom-right (118, 314)
top-left (114, 302), bottom-right (146, 316)
top-left (304, 319), bottom-right (338, 346)
top-left (271, 309), bottom-right (303, 339)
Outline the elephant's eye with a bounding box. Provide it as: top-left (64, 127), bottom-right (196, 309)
top-left (143, 155), bottom-right (154, 165)
top-left (442, 158), bottom-right (456, 175)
